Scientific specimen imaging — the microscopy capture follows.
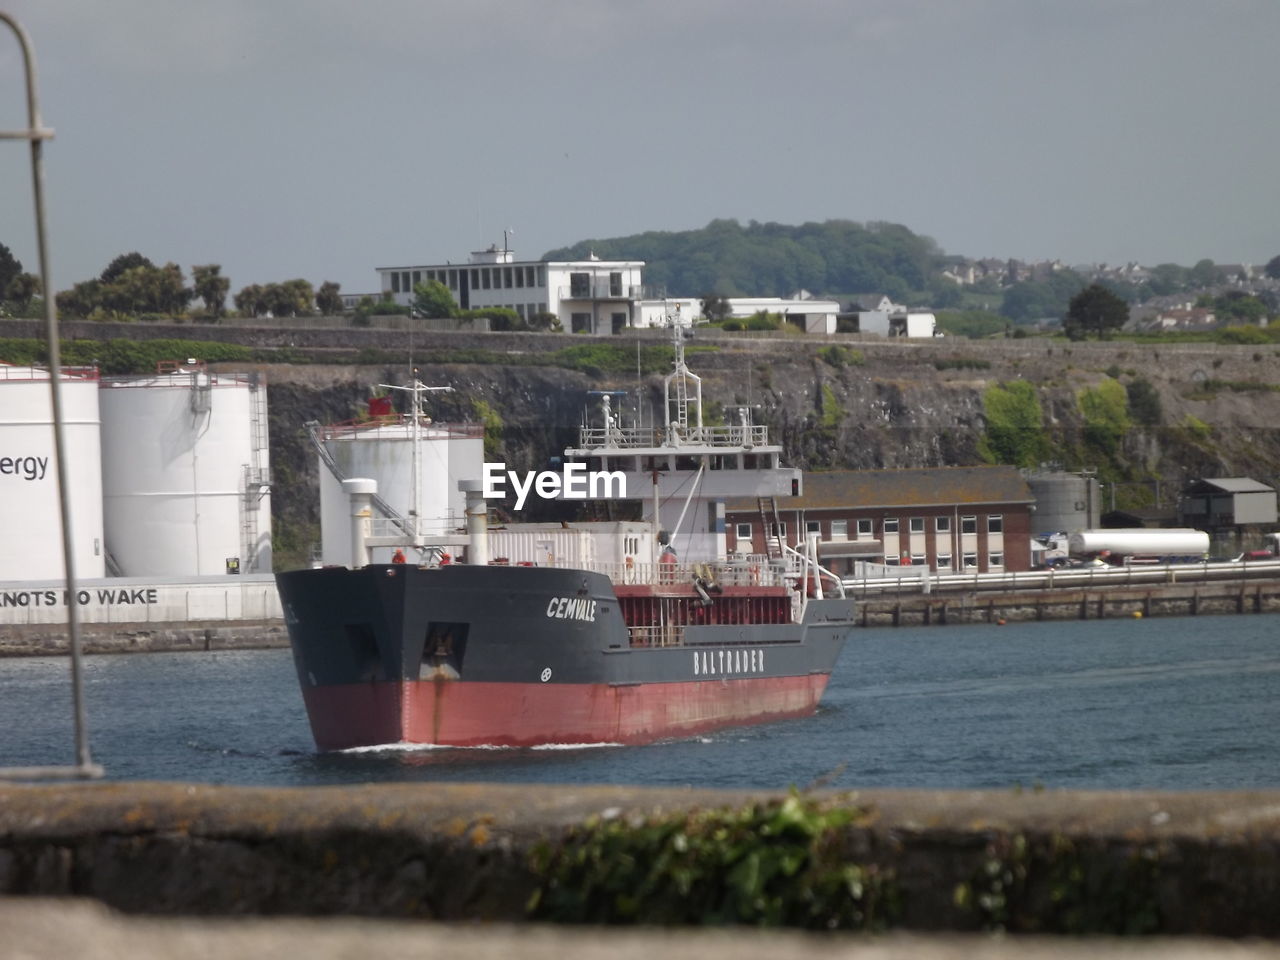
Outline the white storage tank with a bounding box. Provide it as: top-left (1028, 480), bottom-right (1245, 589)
top-left (0, 364), bottom-right (106, 581)
top-left (317, 417), bottom-right (483, 566)
top-left (98, 362), bottom-right (271, 576)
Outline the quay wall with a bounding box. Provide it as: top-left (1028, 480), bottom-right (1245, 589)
top-left (2, 782), bottom-right (1280, 937)
top-left (854, 577), bottom-right (1280, 626)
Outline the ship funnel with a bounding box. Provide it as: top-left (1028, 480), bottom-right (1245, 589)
top-left (459, 479), bottom-right (488, 566)
top-left (342, 478), bottom-right (378, 569)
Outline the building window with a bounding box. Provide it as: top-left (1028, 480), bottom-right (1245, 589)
top-left (448, 269), bottom-right (457, 289)
top-left (963, 552), bottom-right (978, 568)
top-left (412, 270), bottom-right (421, 285)
top-left (988, 515), bottom-right (1003, 534)
top-left (390, 272), bottom-right (401, 293)
top-left (831, 520), bottom-right (848, 541)
top-left (570, 272), bottom-right (590, 297)
top-left (911, 553), bottom-right (926, 566)
top-left (472, 269), bottom-right (481, 291)
top-left (609, 271), bottom-right (622, 296)
top-left (936, 516), bottom-right (950, 533)
top-left (883, 518), bottom-right (899, 534)
top-left (515, 304), bottom-right (526, 319)
top-left (805, 520), bottom-right (821, 536)
top-left (504, 267), bottom-right (513, 288)
top-left (534, 266), bottom-right (544, 287)
top-left (909, 517), bottom-right (925, 534)
top-left (937, 553), bottom-right (952, 570)
top-left (736, 522), bottom-right (752, 540)
top-left (856, 518), bottom-right (872, 538)
top-left (571, 313), bottom-right (591, 333)
top-left (961, 515), bottom-right (977, 534)
top-left (989, 552), bottom-right (1005, 568)
top-left (515, 268), bottom-right (524, 288)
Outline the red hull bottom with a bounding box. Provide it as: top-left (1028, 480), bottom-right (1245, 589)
top-left (302, 676), bottom-right (831, 750)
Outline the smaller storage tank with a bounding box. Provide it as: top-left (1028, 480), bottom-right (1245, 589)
top-left (0, 364), bottom-right (105, 581)
top-left (316, 415), bottom-right (484, 566)
top-left (99, 363), bottom-right (271, 576)
top-left (1026, 469), bottom-right (1101, 535)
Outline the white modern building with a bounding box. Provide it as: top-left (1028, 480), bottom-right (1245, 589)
top-left (633, 296), bottom-right (839, 334)
top-left (378, 246), bottom-right (648, 335)
top-left (377, 245), bottom-right (844, 335)
top-left (849, 294), bottom-right (938, 338)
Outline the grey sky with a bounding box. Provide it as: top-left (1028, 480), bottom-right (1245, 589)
top-left (2, 0), bottom-right (1277, 298)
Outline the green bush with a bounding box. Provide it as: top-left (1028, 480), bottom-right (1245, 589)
top-left (1078, 377), bottom-right (1130, 456)
top-left (817, 345), bottom-right (864, 367)
top-left (528, 792), bottom-right (898, 929)
top-left (979, 380), bottom-right (1047, 467)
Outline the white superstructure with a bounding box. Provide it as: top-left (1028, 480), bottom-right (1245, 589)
top-left (564, 325), bottom-right (799, 565)
top-left (0, 364), bottom-right (105, 581)
top-left (98, 363), bottom-right (272, 576)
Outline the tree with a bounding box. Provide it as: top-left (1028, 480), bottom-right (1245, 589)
top-left (100, 252), bottom-right (154, 284)
top-left (234, 284), bottom-right (268, 318)
top-left (316, 281), bottom-right (343, 315)
top-left (412, 280), bottom-right (456, 318)
top-left (56, 279), bottom-right (103, 318)
top-left (99, 262), bottom-right (190, 316)
top-left (192, 264), bottom-right (230, 319)
top-left (1126, 378), bottom-right (1162, 426)
top-left (261, 279), bottom-right (314, 318)
top-left (0, 243), bottom-right (21, 295)
top-left (1189, 258), bottom-right (1220, 287)
top-left (700, 294), bottom-right (732, 322)
top-left (1064, 284), bottom-right (1129, 340)
top-left (3, 271), bottom-right (40, 307)
top-left (1265, 255), bottom-right (1280, 281)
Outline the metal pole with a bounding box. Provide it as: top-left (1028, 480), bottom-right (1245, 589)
top-left (0, 12), bottom-right (102, 779)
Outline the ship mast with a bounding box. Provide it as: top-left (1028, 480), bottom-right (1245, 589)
top-left (378, 375), bottom-right (452, 540)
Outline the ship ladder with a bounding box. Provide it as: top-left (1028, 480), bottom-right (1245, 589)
top-left (757, 496), bottom-right (784, 561)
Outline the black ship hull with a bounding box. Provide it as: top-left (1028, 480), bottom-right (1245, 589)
top-left (277, 564), bottom-right (853, 749)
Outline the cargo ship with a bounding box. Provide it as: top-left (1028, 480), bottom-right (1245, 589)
top-left (277, 325), bottom-right (855, 750)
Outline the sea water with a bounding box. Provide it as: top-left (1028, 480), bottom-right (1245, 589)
top-left (2, 613), bottom-right (1277, 790)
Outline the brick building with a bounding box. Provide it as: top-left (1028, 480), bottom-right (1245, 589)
top-left (726, 466), bottom-right (1034, 574)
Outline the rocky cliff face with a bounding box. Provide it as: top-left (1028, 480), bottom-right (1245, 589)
top-left (253, 334), bottom-right (1280, 569)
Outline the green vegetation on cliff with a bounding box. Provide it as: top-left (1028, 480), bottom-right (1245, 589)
top-left (979, 380), bottom-right (1047, 467)
top-left (0, 337), bottom-right (253, 374)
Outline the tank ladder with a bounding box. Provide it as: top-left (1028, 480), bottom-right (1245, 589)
top-left (306, 421), bottom-right (418, 542)
top-left (240, 376), bottom-right (270, 572)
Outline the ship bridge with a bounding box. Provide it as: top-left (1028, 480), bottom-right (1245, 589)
top-left (563, 323), bottom-right (799, 564)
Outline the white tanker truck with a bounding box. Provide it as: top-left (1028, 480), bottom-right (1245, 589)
top-left (1067, 528), bottom-right (1210, 563)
